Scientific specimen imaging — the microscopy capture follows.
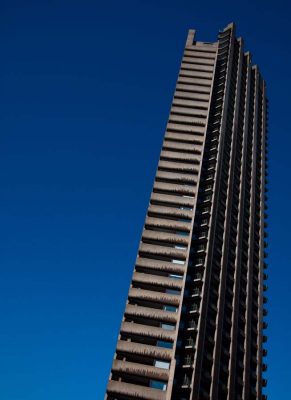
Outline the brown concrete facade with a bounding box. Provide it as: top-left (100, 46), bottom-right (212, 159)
top-left (105, 23), bottom-right (268, 400)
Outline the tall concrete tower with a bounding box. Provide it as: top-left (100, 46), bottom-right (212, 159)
top-left (105, 23), bottom-right (268, 400)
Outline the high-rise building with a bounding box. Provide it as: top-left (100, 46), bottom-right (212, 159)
top-left (105, 22), bottom-right (268, 400)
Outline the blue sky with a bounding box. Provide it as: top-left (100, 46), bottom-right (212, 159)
top-left (0, 1), bottom-right (289, 399)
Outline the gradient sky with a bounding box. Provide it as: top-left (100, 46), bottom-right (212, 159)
top-left (0, 1), bottom-right (289, 399)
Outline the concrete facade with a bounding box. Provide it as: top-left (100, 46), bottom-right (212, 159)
top-left (105, 23), bottom-right (268, 400)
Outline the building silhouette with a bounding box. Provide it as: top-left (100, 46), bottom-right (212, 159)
top-left (105, 22), bottom-right (268, 400)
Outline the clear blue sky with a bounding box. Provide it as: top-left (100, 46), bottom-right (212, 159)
top-left (0, 1), bottom-right (288, 399)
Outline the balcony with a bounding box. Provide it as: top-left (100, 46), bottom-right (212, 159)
top-left (145, 216), bottom-right (191, 234)
top-left (191, 288), bottom-right (201, 297)
top-left (148, 203), bottom-right (193, 220)
top-left (193, 272), bottom-right (204, 281)
top-left (170, 103), bottom-right (208, 117)
top-left (201, 207), bottom-right (211, 217)
top-left (116, 340), bottom-right (173, 361)
top-left (156, 169), bottom-right (197, 185)
top-left (199, 194), bottom-right (212, 204)
top-left (132, 271), bottom-right (183, 291)
top-left (142, 229), bottom-right (189, 248)
top-left (182, 54), bottom-right (215, 66)
top-left (181, 374), bottom-right (192, 388)
top-left (128, 288), bottom-right (180, 307)
top-left (125, 304), bottom-right (178, 325)
top-left (179, 62), bottom-right (214, 75)
top-left (172, 97), bottom-right (211, 110)
top-left (121, 321), bottom-right (176, 342)
top-left (189, 304), bottom-right (199, 314)
top-left (107, 380), bottom-right (167, 400)
top-left (185, 338), bottom-right (195, 349)
top-left (135, 257), bottom-right (185, 275)
top-left (164, 131), bottom-right (203, 146)
top-left (182, 355), bottom-right (194, 367)
top-left (191, 258), bottom-right (204, 269)
top-left (139, 244), bottom-right (187, 265)
top-left (167, 119), bottom-right (206, 134)
top-left (151, 192), bottom-right (195, 208)
top-left (195, 245), bottom-right (207, 255)
top-left (154, 180), bottom-right (196, 196)
top-left (187, 320), bottom-right (198, 331)
top-left (112, 359), bottom-right (170, 381)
